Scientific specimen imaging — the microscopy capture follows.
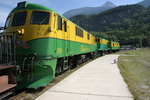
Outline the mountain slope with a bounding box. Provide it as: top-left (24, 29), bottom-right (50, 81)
top-left (70, 5), bottom-right (145, 32)
top-left (137, 0), bottom-right (150, 8)
top-left (69, 5), bottom-right (150, 47)
top-left (63, 1), bottom-right (116, 18)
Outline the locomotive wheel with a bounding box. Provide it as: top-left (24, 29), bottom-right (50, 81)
top-left (86, 54), bottom-right (91, 61)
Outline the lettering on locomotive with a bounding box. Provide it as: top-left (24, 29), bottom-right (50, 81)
top-left (56, 48), bottom-right (62, 54)
top-left (81, 45), bottom-right (89, 52)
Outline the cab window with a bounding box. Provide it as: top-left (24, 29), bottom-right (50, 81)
top-left (64, 20), bottom-right (67, 32)
top-left (31, 11), bottom-right (49, 24)
top-left (12, 11), bottom-right (27, 26)
top-left (58, 16), bottom-right (62, 30)
top-left (5, 16), bottom-right (11, 28)
top-left (87, 34), bottom-right (90, 40)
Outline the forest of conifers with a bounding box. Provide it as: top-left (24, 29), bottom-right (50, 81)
top-left (70, 4), bottom-right (150, 47)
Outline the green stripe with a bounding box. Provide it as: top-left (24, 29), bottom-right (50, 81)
top-left (17, 37), bottom-right (96, 58)
top-left (16, 37), bottom-right (96, 88)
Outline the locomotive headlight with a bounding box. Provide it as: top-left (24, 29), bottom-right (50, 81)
top-left (17, 29), bottom-right (24, 35)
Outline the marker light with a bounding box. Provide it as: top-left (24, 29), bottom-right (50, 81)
top-left (17, 1), bottom-right (29, 8)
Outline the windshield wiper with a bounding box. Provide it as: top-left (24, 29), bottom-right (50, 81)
top-left (39, 17), bottom-right (48, 25)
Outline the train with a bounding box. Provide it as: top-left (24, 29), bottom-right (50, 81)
top-left (0, 1), bottom-right (120, 96)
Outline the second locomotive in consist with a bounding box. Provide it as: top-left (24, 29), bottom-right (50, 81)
top-left (0, 1), bottom-right (120, 94)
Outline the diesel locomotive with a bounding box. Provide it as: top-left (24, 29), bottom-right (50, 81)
top-left (0, 1), bottom-right (120, 95)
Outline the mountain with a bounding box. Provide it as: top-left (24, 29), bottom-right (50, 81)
top-left (137, 0), bottom-right (150, 8)
top-left (101, 1), bottom-right (116, 7)
top-left (70, 4), bottom-right (145, 32)
top-left (63, 1), bottom-right (116, 18)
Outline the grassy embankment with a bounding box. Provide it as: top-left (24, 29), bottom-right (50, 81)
top-left (117, 49), bottom-right (150, 100)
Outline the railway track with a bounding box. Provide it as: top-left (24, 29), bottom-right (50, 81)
top-left (8, 91), bottom-right (25, 100)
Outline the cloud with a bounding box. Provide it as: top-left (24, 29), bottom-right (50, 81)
top-left (0, 7), bottom-right (11, 26)
top-left (28, 0), bottom-right (52, 7)
top-left (0, 0), bottom-right (18, 26)
top-left (0, 0), bottom-right (17, 8)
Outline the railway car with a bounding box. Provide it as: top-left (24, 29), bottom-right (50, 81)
top-left (95, 35), bottom-right (120, 54)
top-left (108, 41), bottom-right (120, 52)
top-left (95, 35), bottom-right (109, 56)
top-left (0, 1), bottom-right (97, 91)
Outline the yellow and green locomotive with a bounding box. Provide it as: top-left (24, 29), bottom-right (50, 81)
top-left (0, 1), bottom-right (96, 91)
top-left (0, 1), bottom-right (120, 94)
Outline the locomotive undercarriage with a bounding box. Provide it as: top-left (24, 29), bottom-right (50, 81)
top-left (55, 53), bottom-right (92, 75)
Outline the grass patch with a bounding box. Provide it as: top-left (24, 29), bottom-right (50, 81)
top-left (117, 49), bottom-right (150, 100)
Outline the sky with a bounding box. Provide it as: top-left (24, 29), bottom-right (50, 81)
top-left (0, 0), bottom-right (143, 27)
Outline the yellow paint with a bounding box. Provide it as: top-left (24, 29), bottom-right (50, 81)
top-left (5, 10), bottom-right (96, 45)
top-left (111, 42), bottom-right (120, 47)
top-left (101, 39), bottom-right (108, 45)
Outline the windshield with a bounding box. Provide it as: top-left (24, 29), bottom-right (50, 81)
top-left (5, 16), bottom-right (11, 28)
top-left (12, 11), bottom-right (27, 26)
top-left (31, 11), bottom-right (49, 24)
